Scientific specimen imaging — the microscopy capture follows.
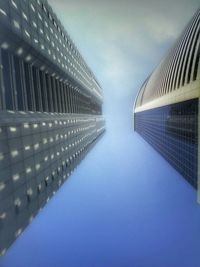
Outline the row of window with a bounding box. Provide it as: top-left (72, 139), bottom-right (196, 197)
top-left (135, 99), bottom-right (198, 188)
top-left (0, 112), bottom-right (105, 255)
top-left (0, 0), bottom-right (102, 98)
top-left (0, 49), bottom-right (102, 115)
top-left (136, 9), bottom-right (199, 107)
top-left (9, 0), bottom-right (80, 60)
top-left (0, 139), bottom-right (93, 256)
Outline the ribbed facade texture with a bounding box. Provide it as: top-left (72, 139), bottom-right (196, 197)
top-left (134, 9), bottom-right (200, 198)
top-left (0, 0), bottom-right (105, 255)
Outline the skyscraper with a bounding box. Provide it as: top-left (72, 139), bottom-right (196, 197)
top-left (134, 9), bottom-right (200, 200)
top-left (0, 0), bottom-right (105, 255)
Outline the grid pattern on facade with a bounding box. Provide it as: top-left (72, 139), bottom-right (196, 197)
top-left (0, 0), bottom-right (102, 100)
top-left (135, 99), bottom-right (198, 188)
top-left (0, 112), bottom-right (105, 255)
top-left (0, 48), bottom-right (102, 115)
top-left (0, 0), bottom-right (105, 256)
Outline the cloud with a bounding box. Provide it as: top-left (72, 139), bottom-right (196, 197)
top-left (48, 0), bottom-right (199, 100)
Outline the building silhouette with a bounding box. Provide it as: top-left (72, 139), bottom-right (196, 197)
top-left (0, 0), bottom-right (105, 255)
top-left (134, 9), bottom-right (200, 200)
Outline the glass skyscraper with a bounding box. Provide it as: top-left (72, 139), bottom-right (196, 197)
top-left (134, 9), bottom-right (200, 200)
top-left (0, 0), bottom-right (105, 255)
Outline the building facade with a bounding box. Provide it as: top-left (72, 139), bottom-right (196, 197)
top-left (134, 9), bottom-right (200, 200)
top-left (0, 0), bottom-right (105, 255)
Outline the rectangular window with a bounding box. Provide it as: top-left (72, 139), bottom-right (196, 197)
top-left (59, 81), bottom-right (65, 113)
top-left (39, 70), bottom-right (48, 112)
top-left (71, 87), bottom-right (75, 113)
top-left (74, 89), bottom-right (78, 113)
top-left (66, 84), bottom-right (71, 113)
top-left (56, 79), bottom-right (62, 113)
top-left (32, 66), bottom-right (41, 111)
top-left (1, 50), bottom-right (14, 110)
top-left (24, 62), bottom-right (34, 111)
top-left (13, 56), bottom-right (24, 111)
top-left (63, 84), bottom-right (68, 113)
top-left (73, 88), bottom-right (76, 113)
top-left (76, 91), bottom-right (80, 113)
top-left (68, 85), bottom-right (73, 113)
top-left (51, 76), bottom-right (58, 113)
top-left (45, 73), bottom-right (53, 112)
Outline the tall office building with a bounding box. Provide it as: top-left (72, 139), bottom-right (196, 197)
top-left (134, 9), bottom-right (200, 200)
top-left (0, 0), bottom-right (105, 255)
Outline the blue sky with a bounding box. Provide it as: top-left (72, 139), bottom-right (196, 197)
top-left (1, 1), bottom-right (200, 267)
top-left (1, 125), bottom-right (200, 267)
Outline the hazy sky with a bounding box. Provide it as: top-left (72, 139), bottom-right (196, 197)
top-left (1, 1), bottom-right (200, 267)
top-left (48, 0), bottom-right (199, 106)
top-left (47, 0), bottom-right (199, 134)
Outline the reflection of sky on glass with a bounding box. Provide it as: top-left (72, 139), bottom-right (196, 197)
top-left (1, 1), bottom-right (200, 266)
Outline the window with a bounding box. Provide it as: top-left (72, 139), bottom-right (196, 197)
top-left (30, 4), bottom-right (35, 12)
top-left (13, 56), bottom-right (24, 111)
top-left (55, 79), bottom-right (62, 113)
top-left (45, 73), bottom-right (53, 112)
top-left (51, 76), bottom-right (58, 112)
top-left (32, 66), bottom-right (41, 111)
top-left (42, 4), bottom-right (47, 13)
top-left (24, 30), bottom-right (30, 38)
top-left (38, 13), bottom-right (42, 21)
top-left (1, 50), bottom-right (13, 110)
top-left (22, 12), bottom-right (28, 21)
top-left (59, 81), bottom-right (65, 113)
top-left (11, 0), bottom-right (18, 9)
top-left (63, 84), bottom-right (68, 113)
top-left (0, 8), bottom-right (7, 16)
top-left (39, 70), bottom-right (48, 112)
top-left (32, 21), bottom-right (37, 28)
top-left (13, 20), bottom-right (20, 29)
top-left (24, 62), bottom-right (34, 111)
top-left (39, 28), bottom-right (44, 35)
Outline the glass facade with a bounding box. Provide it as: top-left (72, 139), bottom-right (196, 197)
top-left (135, 99), bottom-right (198, 188)
top-left (0, 47), bottom-right (102, 115)
top-left (0, 0), bottom-right (103, 115)
top-left (0, 0), bottom-right (105, 255)
top-left (0, 113), bottom-right (105, 255)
